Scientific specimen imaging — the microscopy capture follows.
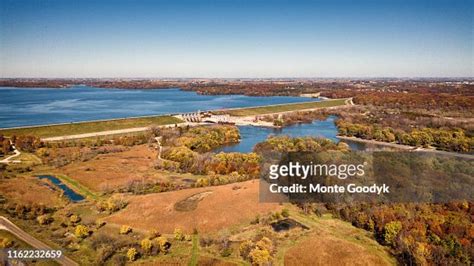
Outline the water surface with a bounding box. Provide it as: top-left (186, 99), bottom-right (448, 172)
top-left (215, 116), bottom-right (343, 153)
top-left (215, 116), bottom-right (399, 153)
top-left (0, 86), bottom-right (318, 128)
top-left (37, 175), bottom-right (85, 202)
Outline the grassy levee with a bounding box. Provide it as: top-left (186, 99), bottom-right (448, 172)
top-left (219, 98), bottom-right (348, 116)
top-left (55, 174), bottom-right (99, 201)
top-left (0, 115), bottom-right (183, 138)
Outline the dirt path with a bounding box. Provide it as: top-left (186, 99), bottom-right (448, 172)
top-left (0, 216), bottom-right (78, 266)
top-left (0, 141), bottom-right (21, 164)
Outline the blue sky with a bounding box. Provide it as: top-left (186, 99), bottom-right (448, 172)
top-left (0, 0), bottom-right (472, 78)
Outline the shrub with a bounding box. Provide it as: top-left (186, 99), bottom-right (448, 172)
top-left (156, 236), bottom-right (171, 254)
top-left (110, 254), bottom-right (126, 266)
top-left (239, 240), bottom-right (254, 259)
top-left (174, 228), bottom-right (184, 241)
top-left (140, 238), bottom-right (153, 254)
top-left (69, 215), bottom-right (81, 224)
top-left (95, 245), bottom-right (115, 264)
top-left (220, 247), bottom-right (233, 257)
top-left (104, 196), bottom-right (128, 213)
top-left (0, 238), bottom-right (13, 248)
top-left (37, 214), bottom-right (52, 225)
top-left (148, 229), bottom-right (161, 239)
top-left (249, 248), bottom-right (271, 265)
top-left (119, 225), bottom-right (132, 235)
top-left (96, 220), bottom-right (106, 228)
top-left (281, 208), bottom-right (290, 218)
top-left (256, 237), bottom-right (273, 253)
top-left (126, 248), bottom-right (138, 262)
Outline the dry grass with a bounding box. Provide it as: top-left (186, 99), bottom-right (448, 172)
top-left (0, 176), bottom-right (65, 206)
top-left (57, 145), bottom-right (159, 192)
top-left (284, 218), bottom-right (395, 266)
top-left (104, 180), bottom-right (281, 233)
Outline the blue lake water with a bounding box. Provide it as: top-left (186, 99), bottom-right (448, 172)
top-left (214, 116), bottom-right (392, 153)
top-left (215, 116), bottom-right (363, 153)
top-left (37, 175), bottom-right (85, 202)
top-left (0, 86), bottom-right (319, 128)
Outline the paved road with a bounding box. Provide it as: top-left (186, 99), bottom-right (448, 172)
top-left (0, 216), bottom-right (78, 266)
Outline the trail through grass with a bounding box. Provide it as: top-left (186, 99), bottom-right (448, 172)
top-left (189, 234), bottom-right (199, 266)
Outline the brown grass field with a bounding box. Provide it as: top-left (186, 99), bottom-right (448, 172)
top-left (0, 176), bottom-right (65, 206)
top-left (284, 218), bottom-right (395, 266)
top-left (105, 180), bottom-right (281, 233)
top-left (57, 145), bottom-right (158, 192)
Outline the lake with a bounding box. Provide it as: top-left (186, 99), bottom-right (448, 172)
top-left (0, 86), bottom-right (319, 128)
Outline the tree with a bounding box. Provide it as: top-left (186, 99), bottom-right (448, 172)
top-left (239, 240), bottom-right (254, 260)
top-left (37, 214), bottom-right (52, 225)
top-left (119, 225), bottom-right (132, 235)
top-left (1, 139), bottom-right (11, 155)
top-left (69, 215), bottom-right (81, 224)
top-left (74, 225), bottom-right (90, 239)
top-left (256, 237), bottom-right (273, 253)
top-left (126, 248), bottom-right (138, 262)
top-left (383, 221), bottom-right (402, 246)
top-left (140, 238), bottom-right (153, 254)
top-left (249, 248), bottom-right (271, 265)
top-left (156, 236), bottom-right (171, 254)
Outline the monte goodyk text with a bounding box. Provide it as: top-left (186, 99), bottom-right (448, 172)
top-left (267, 161), bottom-right (390, 195)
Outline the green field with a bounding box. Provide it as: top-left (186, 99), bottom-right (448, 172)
top-left (218, 99), bottom-right (348, 116)
top-left (0, 115), bottom-right (183, 138)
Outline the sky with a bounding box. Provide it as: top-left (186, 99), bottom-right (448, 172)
top-left (0, 0), bottom-right (472, 78)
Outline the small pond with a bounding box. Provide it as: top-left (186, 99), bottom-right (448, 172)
top-left (37, 175), bottom-right (85, 203)
top-left (271, 218), bottom-right (309, 232)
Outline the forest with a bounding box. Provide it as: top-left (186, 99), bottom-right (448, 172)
top-left (326, 202), bottom-right (473, 265)
top-left (155, 125), bottom-right (260, 185)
